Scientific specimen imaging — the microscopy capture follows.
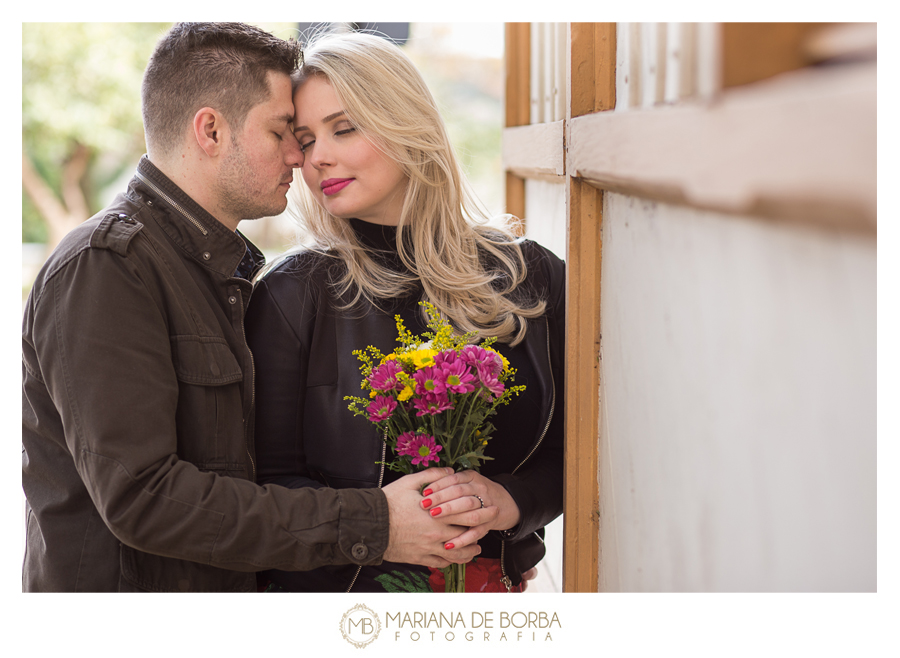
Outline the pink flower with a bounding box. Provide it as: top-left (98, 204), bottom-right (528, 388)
top-left (438, 359), bottom-right (477, 394)
top-left (366, 395), bottom-right (398, 422)
top-left (412, 392), bottom-right (454, 416)
top-left (459, 345), bottom-right (503, 378)
top-left (433, 350), bottom-right (458, 368)
top-left (369, 360), bottom-right (405, 393)
top-left (413, 366), bottom-right (446, 396)
top-left (397, 432), bottom-right (443, 466)
top-left (476, 363), bottom-right (506, 398)
top-left (396, 431), bottom-right (417, 455)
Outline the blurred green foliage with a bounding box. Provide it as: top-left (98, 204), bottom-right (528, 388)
top-left (22, 22), bottom-right (172, 242)
top-left (21, 22), bottom-right (504, 249)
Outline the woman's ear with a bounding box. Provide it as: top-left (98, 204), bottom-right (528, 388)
top-left (192, 107), bottom-right (228, 157)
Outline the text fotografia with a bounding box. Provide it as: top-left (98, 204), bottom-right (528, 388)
top-left (386, 611), bottom-right (561, 642)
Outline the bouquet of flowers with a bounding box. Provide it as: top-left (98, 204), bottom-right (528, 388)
top-left (346, 302), bottom-right (524, 592)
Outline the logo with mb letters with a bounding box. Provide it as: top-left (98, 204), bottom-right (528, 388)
top-left (340, 604), bottom-right (382, 648)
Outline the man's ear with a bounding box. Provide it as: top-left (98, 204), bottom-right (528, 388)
top-left (193, 107), bottom-right (229, 157)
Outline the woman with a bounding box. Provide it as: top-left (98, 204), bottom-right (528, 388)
top-left (245, 31), bottom-right (564, 593)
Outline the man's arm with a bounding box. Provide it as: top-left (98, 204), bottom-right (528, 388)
top-left (30, 246), bottom-right (387, 572)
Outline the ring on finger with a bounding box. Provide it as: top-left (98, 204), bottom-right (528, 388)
top-left (473, 495), bottom-right (485, 509)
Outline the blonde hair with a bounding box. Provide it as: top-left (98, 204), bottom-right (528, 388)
top-left (288, 31), bottom-right (545, 345)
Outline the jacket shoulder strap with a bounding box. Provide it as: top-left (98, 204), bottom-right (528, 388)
top-left (90, 213), bottom-right (144, 256)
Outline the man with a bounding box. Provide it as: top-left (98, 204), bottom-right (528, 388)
top-left (22, 22), bottom-right (491, 592)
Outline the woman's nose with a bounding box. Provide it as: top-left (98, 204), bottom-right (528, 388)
top-left (308, 141), bottom-right (333, 169)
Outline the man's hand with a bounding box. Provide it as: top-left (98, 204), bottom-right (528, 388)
top-left (382, 468), bottom-right (497, 568)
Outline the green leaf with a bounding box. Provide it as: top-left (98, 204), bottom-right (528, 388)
top-left (374, 570), bottom-right (432, 593)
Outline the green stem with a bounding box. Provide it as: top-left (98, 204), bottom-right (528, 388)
top-left (449, 392), bottom-right (480, 465)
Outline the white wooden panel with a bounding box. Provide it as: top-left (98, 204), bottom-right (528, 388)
top-left (628, 22), bottom-right (642, 108)
top-left (621, 22), bottom-right (709, 110)
top-left (663, 22), bottom-right (682, 103)
top-left (640, 23), bottom-right (658, 108)
top-left (542, 23), bottom-right (554, 122)
top-left (678, 22), bottom-right (698, 99)
top-left (502, 121), bottom-right (566, 178)
top-left (554, 22), bottom-right (567, 121)
top-left (523, 178), bottom-right (567, 259)
top-left (664, 22), bottom-right (701, 103)
top-left (599, 193), bottom-right (875, 591)
top-left (615, 22), bottom-right (632, 110)
top-left (695, 22), bottom-right (721, 99)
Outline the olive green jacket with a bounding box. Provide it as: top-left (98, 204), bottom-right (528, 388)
top-left (22, 156), bottom-right (388, 592)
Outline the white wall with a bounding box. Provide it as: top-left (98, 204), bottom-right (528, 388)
top-left (597, 193), bottom-right (876, 591)
top-left (524, 179), bottom-right (566, 259)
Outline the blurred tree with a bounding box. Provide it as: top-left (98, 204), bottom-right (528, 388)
top-left (22, 23), bottom-right (171, 250)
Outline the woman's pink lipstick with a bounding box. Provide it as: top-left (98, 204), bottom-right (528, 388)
top-left (322, 178), bottom-right (353, 196)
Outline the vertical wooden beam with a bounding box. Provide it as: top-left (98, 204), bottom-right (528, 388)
top-left (563, 178), bottom-right (602, 592)
top-left (721, 22), bottom-right (825, 88)
top-left (505, 22), bottom-right (532, 127)
top-left (504, 23), bottom-right (530, 228)
top-left (505, 173), bottom-right (526, 236)
top-left (570, 23), bottom-right (617, 118)
top-left (563, 22), bottom-right (615, 593)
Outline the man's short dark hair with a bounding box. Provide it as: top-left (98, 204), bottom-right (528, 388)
top-left (142, 22), bottom-right (302, 157)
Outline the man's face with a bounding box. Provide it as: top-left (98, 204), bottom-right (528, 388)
top-left (214, 71), bottom-right (302, 224)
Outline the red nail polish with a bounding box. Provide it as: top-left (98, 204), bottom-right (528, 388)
top-left (422, 488), bottom-right (433, 497)
top-left (444, 542), bottom-right (454, 550)
top-left (430, 507), bottom-right (442, 517)
top-left (421, 498), bottom-right (432, 509)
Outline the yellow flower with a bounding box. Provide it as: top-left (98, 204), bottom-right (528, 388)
top-left (408, 348), bottom-right (438, 369)
top-left (398, 385), bottom-right (414, 402)
top-left (485, 347), bottom-right (510, 372)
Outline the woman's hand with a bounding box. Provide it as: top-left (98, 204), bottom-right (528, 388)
top-left (418, 470), bottom-right (521, 549)
top-left (382, 467), bottom-right (490, 568)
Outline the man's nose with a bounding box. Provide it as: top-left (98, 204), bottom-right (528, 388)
top-left (285, 134), bottom-right (303, 168)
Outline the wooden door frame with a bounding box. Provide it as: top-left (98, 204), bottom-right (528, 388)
top-left (503, 22), bottom-right (615, 593)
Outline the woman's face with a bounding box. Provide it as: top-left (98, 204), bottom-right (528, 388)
top-left (292, 76), bottom-right (408, 226)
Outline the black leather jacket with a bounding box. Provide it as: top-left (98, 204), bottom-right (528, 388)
top-left (247, 220), bottom-right (565, 589)
top-left (245, 223), bottom-right (565, 590)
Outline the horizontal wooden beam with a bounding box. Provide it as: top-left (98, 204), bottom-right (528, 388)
top-left (502, 120), bottom-right (566, 179)
top-left (567, 62), bottom-right (876, 231)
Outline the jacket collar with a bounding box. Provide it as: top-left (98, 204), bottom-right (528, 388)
top-left (130, 155), bottom-right (265, 279)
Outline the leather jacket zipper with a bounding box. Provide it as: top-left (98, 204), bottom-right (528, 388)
top-left (135, 170), bottom-right (209, 236)
top-left (500, 316), bottom-right (555, 591)
top-left (346, 430), bottom-right (388, 593)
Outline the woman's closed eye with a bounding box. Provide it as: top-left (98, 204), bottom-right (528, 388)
top-left (298, 126), bottom-right (356, 153)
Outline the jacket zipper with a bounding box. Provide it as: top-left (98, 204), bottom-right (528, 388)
top-left (346, 430), bottom-right (388, 593)
top-left (500, 316), bottom-right (555, 591)
top-left (139, 169), bottom-right (254, 476)
top-left (135, 170), bottom-right (209, 236)
top-left (138, 170), bottom-right (255, 482)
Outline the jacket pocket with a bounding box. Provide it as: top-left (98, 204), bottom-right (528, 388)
top-left (170, 335), bottom-right (245, 469)
top-left (170, 335), bottom-right (243, 385)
